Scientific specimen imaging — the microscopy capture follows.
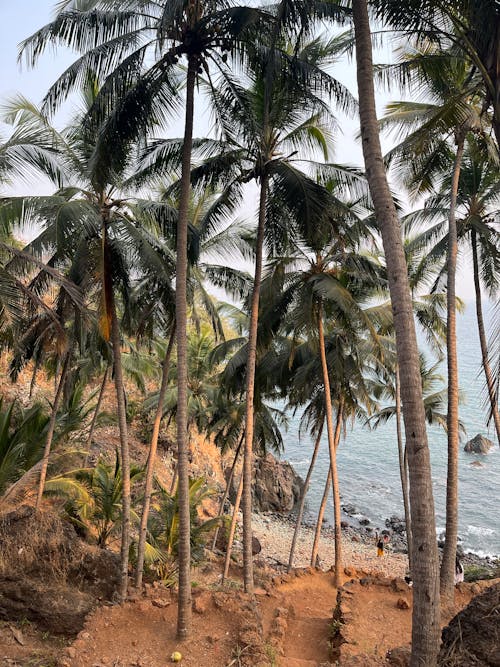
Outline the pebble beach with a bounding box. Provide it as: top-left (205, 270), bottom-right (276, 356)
top-left (251, 512), bottom-right (409, 578)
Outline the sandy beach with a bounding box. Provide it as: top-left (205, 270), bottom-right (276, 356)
top-left (251, 512), bottom-right (409, 578)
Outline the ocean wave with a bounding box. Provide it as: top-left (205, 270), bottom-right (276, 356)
top-left (466, 525), bottom-right (494, 537)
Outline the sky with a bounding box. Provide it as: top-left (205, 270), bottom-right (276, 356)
top-left (0, 0), bottom-right (479, 299)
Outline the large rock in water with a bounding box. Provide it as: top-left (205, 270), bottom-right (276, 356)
top-left (252, 453), bottom-right (303, 513)
top-left (439, 582), bottom-right (500, 665)
top-left (0, 505), bottom-right (120, 634)
top-left (464, 433), bottom-right (494, 454)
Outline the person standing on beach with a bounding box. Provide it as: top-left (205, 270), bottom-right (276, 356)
top-left (376, 532), bottom-right (384, 557)
top-left (376, 531), bottom-right (391, 557)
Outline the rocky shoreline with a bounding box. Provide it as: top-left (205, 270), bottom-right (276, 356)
top-left (258, 504), bottom-right (500, 577)
top-left (230, 451), bottom-right (498, 578)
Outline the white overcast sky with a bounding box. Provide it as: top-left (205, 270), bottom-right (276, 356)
top-left (0, 0), bottom-right (478, 299)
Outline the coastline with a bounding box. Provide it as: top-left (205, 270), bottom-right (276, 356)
top-left (249, 509), bottom-right (499, 579)
top-left (251, 511), bottom-right (409, 578)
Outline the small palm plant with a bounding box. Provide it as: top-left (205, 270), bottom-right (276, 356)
top-left (0, 398), bottom-right (49, 496)
top-left (142, 477), bottom-right (221, 583)
top-left (45, 452), bottom-right (144, 547)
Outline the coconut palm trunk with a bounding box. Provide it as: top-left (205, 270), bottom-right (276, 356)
top-left (317, 304), bottom-right (343, 586)
top-left (29, 356), bottom-right (41, 400)
top-left (352, 1), bottom-right (441, 662)
top-left (311, 470), bottom-right (331, 567)
top-left (242, 172), bottom-right (269, 594)
top-left (222, 471), bottom-right (244, 582)
top-left (135, 324), bottom-right (176, 589)
top-left (212, 436), bottom-right (243, 551)
top-left (84, 364), bottom-right (109, 465)
top-left (471, 228), bottom-right (500, 445)
top-left (396, 366), bottom-right (413, 571)
top-left (441, 132), bottom-right (466, 599)
top-left (109, 285), bottom-right (131, 603)
top-left (175, 57), bottom-right (197, 639)
top-left (288, 422), bottom-right (323, 571)
top-left (35, 345), bottom-right (72, 509)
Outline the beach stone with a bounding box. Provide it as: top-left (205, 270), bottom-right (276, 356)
top-left (385, 516), bottom-right (406, 534)
top-left (396, 598), bottom-right (410, 610)
top-left (464, 434), bottom-right (494, 454)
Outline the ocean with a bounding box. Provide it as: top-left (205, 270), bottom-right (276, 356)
top-left (282, 302), bottom-right (500, 558)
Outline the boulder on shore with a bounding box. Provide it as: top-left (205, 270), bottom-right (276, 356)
top-left (228, 453), bottom-right (303, 513)
top-left (253, 453), bottom-right (303, 513)
top-left (464, 434), bottom-right (494, 454)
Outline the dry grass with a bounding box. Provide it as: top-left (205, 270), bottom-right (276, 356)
top-left (0, 506), bottom-right (85, 583)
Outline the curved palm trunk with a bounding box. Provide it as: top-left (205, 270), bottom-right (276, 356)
top-left (396, 366), bottom-right (413, 572)
top-left (317, 305), bottom-right (343, 586)
top-left (311, 470), bottom-right (331, 567)
top-left (35, 346), bottom-right (72, 509)
top-left (29, 355), bottom-right (41, 400)
top-left (135, 324), bottom-right (176, 589)
top-left (175, 59), bottom-right (196, 639)
top-left (441, 134), bottom-right (465, 600)
top-left (110, 288), bottom-right (131, 603)
top-left (472, 228), bottom-right (500, 445)
top-left (288, 422), bottom-right (324, 571)
top-left (212, 436), bottom-right (243, 551)
top-left (242, 172), bottom-right (269, 594)
top-left (222, 471), bottom-right (244, 583)
top-left (353, 2), bottom-right (441, 662)
top-left (84, 364), bottom-right (109, 465)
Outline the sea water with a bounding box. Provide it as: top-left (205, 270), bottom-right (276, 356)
top-left (283, 302), bottom-right (500, 557)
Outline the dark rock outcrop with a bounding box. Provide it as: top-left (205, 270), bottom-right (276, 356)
top-left (0, 505), bottom-right (120, 635)
top-left (252, 453), bottom-right (303, 513)
top-left (439, 581), bottom-right (500, 666)
top-left (464, 434), bottom-right (494, 454)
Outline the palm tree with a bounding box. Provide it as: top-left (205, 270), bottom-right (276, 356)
top-left (371, 0), bottom-right (500, 149)
top-left (257, 189), bottom-right (384, 581)
top-left (352, 1), bottom-right (441, 662)
top-left (21, 0), bottom-right (266, 637)
top-left (0, 90), bottom-right (154, 602)
top-left (379, 45), bottom-right (491, 596)
top-left (187, 33), bottom-right (356, 591)
top-left (405, 140), bottom-right (500, 445)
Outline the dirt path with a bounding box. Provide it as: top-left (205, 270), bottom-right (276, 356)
top-left (260, 570), bottom-right (338, 666)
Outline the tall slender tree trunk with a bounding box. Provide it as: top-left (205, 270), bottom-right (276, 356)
top-left (110, 287), bottom-right (131, 603)
top-left (352, 2), bottom-right (440, 663)
top-left (441, 134), bottom-right (465, 600)
top-left (29, 355), bottom-right (40, 400)
top-left (84, 364), bottom-right (109, 465)
top-left (396, 366), bottom-right (413, 572)
top-left (472, 229), bottom-right (500, 445)
top-left (212, 436), bottom-right (243, 551)
top-left (311, 470), bottom-right (331, 567)
top-left (317, 305), bottom-right (343, 586)
top-left (175, 58), bottom-right (196, 639)
top-left (288, 422), bottom-right (323, 571)
top-left (242, 172), bottom-right (269, 594)
top-left (35, 346), bottom-right (72, 509)
top-left (222, 471), bottom-right (244, 582)
top-left (135, 324), bottom-right (176, 589)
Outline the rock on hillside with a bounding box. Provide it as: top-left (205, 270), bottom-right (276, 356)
top-left (464, 434), bottom-right (494, 454)
top-left (0, 505), bottom-right (120, 635)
